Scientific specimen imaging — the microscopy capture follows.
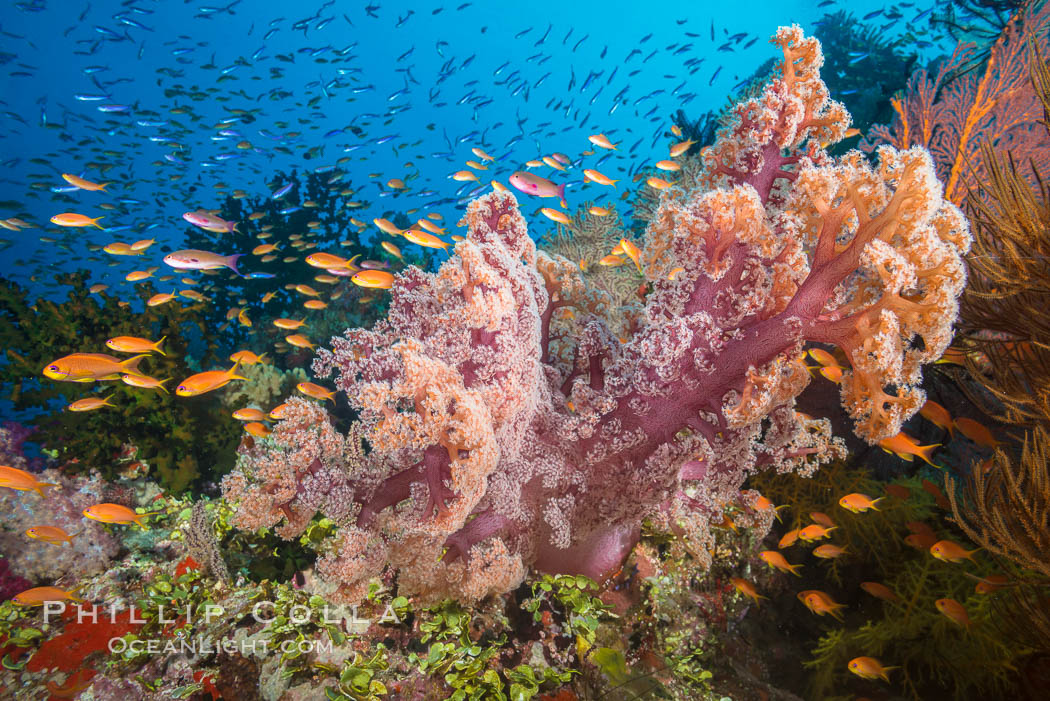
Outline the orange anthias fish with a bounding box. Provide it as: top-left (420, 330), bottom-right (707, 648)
top-left (244, 422), bottom-right (271, 438)
top-left (798, 590), bottom-right (846, 620)
top-left (935, 598), bottom-right (971, 627)
top-left (759, 550), bottom-right (802, 576)
top-left (13, 585), bottom-right (84, 606)
top-left (730, 577), bottom-right (766, 604)
top-left (807, 348), bottom-right (839, 367)
top-left (67, 395), bottom-right (115, 412)
top-left (619, 238), bottom-right (642, 274)
top-left (43, 353), bottom-right (149, 382)
top-left (50, 212), bottom-right (104, 229)
top-left (953, 417), bottom-right (1004, 448)
top-left (297, 382), bottom-right (336, 403)
top-left (121, 374), bottom-right (171, 392)
top-left (540, 208), bottom-right (572, 225)
top-left (106, 335), bottom-right (167, 355)
top-left (860, 581), bottom-right (901, 603)
top-left (352, 270), bottom-right (395, 289)
top-left (919, 400), bottom-right (953, 434)
top-left (813, 544), bottom-right (848, 559)
top-left (26, 525), bottom-right (80, 546)
top-left (588, 133), bottom-right (618, 150)
top-left (230, 350), bottom-right (267, 365)
top-left (930, 539), bottom-right (980, 564)
top-left (798, 524), bottom-right (836, 542)
top-left (285, 334), bottom-right (315, 349)
top-left (273, 317), bottom-right (307, 330)
top-left (838, 493), bottom-right (883, 513)
top-left (921, 479), bottom-right (952, 509)
top-left (809, 512), bottom-right (835, 528)
top-left (268, 403), bottom-right (291, 420)
top-left (778, 528), bottom-right (800, 549)
top-left (878, 431), bottom-right (941, 466)
top-left (848, 656), bottom-right (897, 681)
top-left (61, 173), bottom-right (110, 191)
top-left (175, 362), bottom-right (247, 397)
top-left (974, 574), bottom-right (1010, 594)
top-left (232, 407), bottom-right (267, 421)
top-left (884, 484), bottom-right (911, 500)
top-left (0, 465), bottom-right (58, 497)
top-left (669, 139), bottom-right (696, 157)
top-left (83, 503), bottom-right (159, 528)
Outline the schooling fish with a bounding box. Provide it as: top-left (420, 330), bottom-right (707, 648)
top-left (106, 335), bottom-right (166, 355)
top-left (182, 210), bottom-right (240, 234)
top-left (50, 213), bottom-right (104, 229)
top-left (0, 465), bottom-right (58, 497)
top-left (43, 353), bottom-right (149, 382)
top-left (176, 362), bottom-right (247, 397)
top-left (83, 503), bottom-right (159, 528)
top-left (164, 249), bottom-right (244, 275)
top-left (61, 174), bottom-right (110, 191)
top-left (509, 171), bottom-right (567, 209)
top-left (848, 656), bottom-right (896, 681)
top-left (12, 585), bottom-right (84, 606)
top-left (25, 525), bottom-right (80, 546)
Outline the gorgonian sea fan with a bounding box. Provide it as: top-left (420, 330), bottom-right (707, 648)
top-left (222, 25), bottom-right (971, 604)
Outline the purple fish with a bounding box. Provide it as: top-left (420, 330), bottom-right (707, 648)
top-left (163, 249), bottom-right (243, 275)
top-left (509, 171), bottom-right (567, 209)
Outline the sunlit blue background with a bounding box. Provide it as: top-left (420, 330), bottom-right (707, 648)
top-left (0, 0), bottom-right (946, 297)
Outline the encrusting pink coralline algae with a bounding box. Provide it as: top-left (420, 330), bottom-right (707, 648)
top-left (221, 25), bottom-right (971, 604)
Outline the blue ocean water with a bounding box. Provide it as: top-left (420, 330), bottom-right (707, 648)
top-left (0, 0), bottom-right (946, 297)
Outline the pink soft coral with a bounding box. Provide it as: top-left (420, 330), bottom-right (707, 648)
top-left (222, 25), bottom-right (970, 604)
